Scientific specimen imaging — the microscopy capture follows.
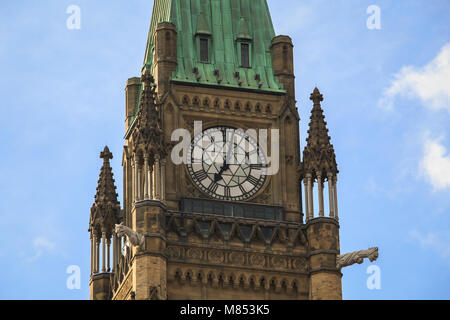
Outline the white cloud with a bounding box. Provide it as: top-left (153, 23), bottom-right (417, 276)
top-left (420, 137), bottom-right (450, 190)
top-left (34, 237), bottom-right (55, 251)
top-left (410, 230), bottom-right (450, 263)
top-left (27, 237), bottom-right (56, 262)
top-left (380, 43), bottom-right (450, 111)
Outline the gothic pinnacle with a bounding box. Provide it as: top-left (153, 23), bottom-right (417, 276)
top-left (132, 69), bottom-right (171, 158)
top-left (302, 88), bottom-right (338, 177)
top-left (90, 146), bottom-right (121, 236)
top-left (95, 146), bottom-right (119, 205)
top-left (310, 87), bottom-right (324, 105)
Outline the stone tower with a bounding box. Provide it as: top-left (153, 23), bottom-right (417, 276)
top-left (88, 0), bottom-right (378, 300)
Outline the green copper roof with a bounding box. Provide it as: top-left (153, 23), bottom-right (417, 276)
top-left (143, 0), bottom-right (285, 93)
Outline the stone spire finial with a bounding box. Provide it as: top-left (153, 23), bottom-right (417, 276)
top-left (302, 88), bottom-right (338, 178)
top-left (100, 146), bottom-right (113, 162)
top-left (90, 147), bottom-right (121, 235)
top-left (141, 68), bottom-right (155, 86)
top-left (310, 87), bottom-right (324, 105)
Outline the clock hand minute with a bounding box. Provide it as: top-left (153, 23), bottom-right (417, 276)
top-left (214, 129), bottom-right (235, 182)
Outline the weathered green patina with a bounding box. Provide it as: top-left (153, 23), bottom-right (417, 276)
top-left (144, 0), bottom-right (283, 92)
top-left (128, 0), bottom-right (284, 136)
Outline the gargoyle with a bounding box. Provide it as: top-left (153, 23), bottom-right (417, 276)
top-left (336, 247), bottom-right (379, 269)
top-left (115, 223), bottom-right (145, 251)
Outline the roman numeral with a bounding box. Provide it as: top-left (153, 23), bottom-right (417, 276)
top-left (247, 175), bottom-right (260, 186)
top-left (224, 187), bottom-right (231, 198)
top-left (239, 184), bottom-right (247, 195)
top-left (207, 182), bottom-right (219, 194)
top-left (194, 171), bottom-right (208, 181)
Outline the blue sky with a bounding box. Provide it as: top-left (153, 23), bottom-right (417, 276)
top-left (0, 0), bottom-right (449, 300)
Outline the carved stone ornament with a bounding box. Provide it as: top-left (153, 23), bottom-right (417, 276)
top-left (187, 248), bottom-right (203, 260)
top-left (165, 246), bottom-right (182, 259)
top-left (336, 247), bottom-right (379, 269)
top-left (208, 250), bottom-right (225, 264)
top-left (249, 254), bottom-right (265, 267)
top-left (293, 257), bottom-right (308, 272)
top-left (115, 223), bottom-right (145, 251)
top-left (229, 252), bottom-right (245, 265)
top-left (271, 256), bottom-right (287, 268)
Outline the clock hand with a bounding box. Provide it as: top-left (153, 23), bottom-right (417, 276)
top-left (214, 169), bottom-right (225, 182)
top-left (214, 163), bottom-right (231, 182)
top-left (214, 130), bottom-right (235, 182)
top-left (224, 129), bottom-right (235, 166)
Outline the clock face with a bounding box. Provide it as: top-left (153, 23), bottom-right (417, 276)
top-left (187, 126), bottom-right (267, 201)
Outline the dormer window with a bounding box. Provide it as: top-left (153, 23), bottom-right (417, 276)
top-left (237, 41), bottom-right (252, 68)
top-left (236, 17), bottom-right (252, 68)
top-left (200, 38), bottom-right (209, 63)
top-left (241, 43), bottom-right (250, 68)
top-left (195, 12), bottom-right (212, 64)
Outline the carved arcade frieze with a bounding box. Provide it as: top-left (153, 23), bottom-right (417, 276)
top-left (164, 246), bottom-right (308, 274)
top-left (171, 267), bottom-right (307, 296)
top-left (178, 94), bottom-right (279, 119)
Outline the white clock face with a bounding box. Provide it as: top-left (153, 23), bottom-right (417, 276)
top-left (187, 126), bottom-right (267, 201)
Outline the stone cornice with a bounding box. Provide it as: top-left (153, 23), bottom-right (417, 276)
top-left (134, 199), bottom-right (167, 210)
top-left (305, 217), bottom-right (340, 228)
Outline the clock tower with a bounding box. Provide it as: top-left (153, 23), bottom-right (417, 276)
top-left (88, 0), bottom-right (360, 300)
